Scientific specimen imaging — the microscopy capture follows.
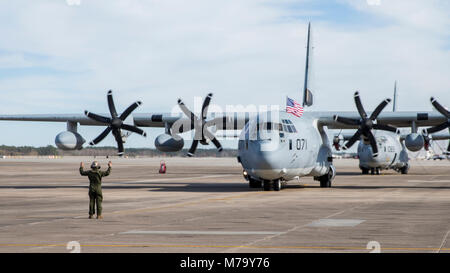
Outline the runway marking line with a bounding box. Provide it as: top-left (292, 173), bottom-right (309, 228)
top-left (0, 243), bottom-right (449, 252)
top-left (111, 191), bottom-right (272, 215)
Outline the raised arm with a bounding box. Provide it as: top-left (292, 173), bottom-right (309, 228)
top-left (101, 161), bottom-right (112, 177)
top-left (79, 162), bottom-right (90, 176)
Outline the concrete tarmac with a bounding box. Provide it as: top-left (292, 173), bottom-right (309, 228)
top-left (0, 156), bottom-right (449, 253)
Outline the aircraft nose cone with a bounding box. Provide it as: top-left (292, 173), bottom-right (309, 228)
top-left (359, 146), bottom-right (382, 166)
top-left (240, 141), bottom-right (283, 180)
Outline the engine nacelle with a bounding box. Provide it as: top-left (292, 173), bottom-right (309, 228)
top-left (55, 131), bottom-right (85, 150)
top-left (404, 133), bottom-right (424, 152)
top-left (155, 134), bottom-right (184, 152)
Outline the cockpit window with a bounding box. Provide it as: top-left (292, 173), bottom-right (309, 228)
top-left (281, 119), bottom-right (297, 133)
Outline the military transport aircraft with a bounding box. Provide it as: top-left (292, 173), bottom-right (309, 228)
top-left (0, 23), bottom-right (449, 191)
top-left (333, 128), bottom-right (450, 175)
top-left (332, 82), bottom-right (450, 175)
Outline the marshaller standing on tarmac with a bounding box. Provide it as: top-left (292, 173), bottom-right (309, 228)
top-left (79, 161), bottom-right (112, 219)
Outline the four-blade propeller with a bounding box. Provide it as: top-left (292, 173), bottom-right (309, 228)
top-left (176, 93), bottom-right (223, 157)
top-left (333, 91), bottom-right (399, 157)
top-left (84, 90), bottom-right (147, 156)
top-left (422, 97), bottom-right (450, 155)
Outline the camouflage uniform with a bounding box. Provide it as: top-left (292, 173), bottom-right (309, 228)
top-left (80, 165), bottom-right (111, 217)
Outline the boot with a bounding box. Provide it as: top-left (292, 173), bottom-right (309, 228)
top-left (89, 215), bottom-right (94, 219)
top-left (97, 215), bottom-right (103, 220)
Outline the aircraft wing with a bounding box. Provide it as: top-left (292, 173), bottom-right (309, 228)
top-left (0, 113), bottom-right (182, 127)
top-left (427, 134), bottom-right (450, 141)
top-left (333, 131), bottom-right (450, 141)
top-left (0, 111), bottom-right (447, 130)
top-left (315, 111), bottom-right (448, 129)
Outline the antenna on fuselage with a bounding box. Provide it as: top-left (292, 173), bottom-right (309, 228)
top-left (393, 81), bottom-right (397, 112)
top-left (302, 22), bottom-right (314, 107)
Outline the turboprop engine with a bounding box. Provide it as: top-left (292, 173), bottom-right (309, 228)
top-left (154, 134), bottom-right (184, 152)
top-left (404, 133), bottom-right (424, 152)
top-left (55, 131), bottom-right (85, 150)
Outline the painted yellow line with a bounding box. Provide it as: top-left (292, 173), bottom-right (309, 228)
top-left (0, 243), bottom-right (449, 251)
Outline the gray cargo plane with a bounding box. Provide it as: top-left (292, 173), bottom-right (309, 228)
top-left (333, 83), bottom-right (450, 175)
top-left (333, 128), bottom-right (450, 175)
top-left (0, 23), bottom-right (449, 191)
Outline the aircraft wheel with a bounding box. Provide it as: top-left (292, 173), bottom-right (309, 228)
top-left (249, 178), bottom-right (261, 188)
top-left (320, 180), bottom-right (331, 188)
top-left (273, 180), bottom-right (281, 191)
top-left (319, 176), bottom-right (332, 188)
top-left (375, 168), bottom-right (380, 175)
top-left (361, 168), bottom-right (369, 175)
top-left (263, 180), bottom-right (272, 191)
top-left (370, 168), bottom-right (375, 175)
top-left (400, 166), bottom-right (409, 174)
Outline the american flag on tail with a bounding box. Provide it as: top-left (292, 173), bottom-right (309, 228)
top-left (286, 97), bottom-right (304, 117)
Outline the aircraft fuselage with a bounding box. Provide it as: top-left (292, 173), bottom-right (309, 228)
top-left (238, 111), bottom-right (333, 184)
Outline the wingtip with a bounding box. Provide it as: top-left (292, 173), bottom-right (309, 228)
top-left (84, 110), bottom-right (89, 116)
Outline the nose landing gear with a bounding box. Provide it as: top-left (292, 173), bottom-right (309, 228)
top-left (260, 179), bottom-right (282, 191)
top-left (248, 177), bottom-right (262, 188)
top-left (370, 168), bottom-right (380, 175)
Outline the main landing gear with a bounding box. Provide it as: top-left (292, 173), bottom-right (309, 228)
top-left (361, 167), bottom-right (380, 175)
top-left (399, 164), bottom-right (409, 174)
top-left (314, 166), bottom-right (335, 188)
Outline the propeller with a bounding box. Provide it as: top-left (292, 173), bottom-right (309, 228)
top-left (84, 90), bottom-right (147, 156)
top-left (422, 97), bottom-right (450, 155)
top-left (176, 93), bottom-right (223, 157)
top-left (333, 91), bottom-right (399, 157)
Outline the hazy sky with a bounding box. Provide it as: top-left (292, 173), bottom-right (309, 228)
top-left (0, 0), bottom-right (449, 148)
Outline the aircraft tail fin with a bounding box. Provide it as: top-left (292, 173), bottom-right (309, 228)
top-left (302, 22), bottom-right (314, 107)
